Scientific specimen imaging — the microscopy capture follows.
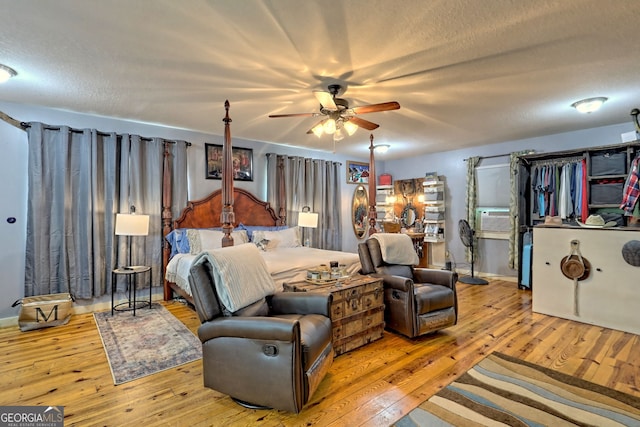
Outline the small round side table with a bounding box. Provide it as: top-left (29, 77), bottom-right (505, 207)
top-left (111, 266), bottom-right (152, 316)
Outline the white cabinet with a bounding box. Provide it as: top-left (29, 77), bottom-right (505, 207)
top-left (375, 185), bottom-right (395, 224)
top-left (532, 226), bottom-right (640, 335)
top-left (422, 180), bottom-right (445, 243)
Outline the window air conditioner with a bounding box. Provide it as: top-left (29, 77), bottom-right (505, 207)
top-left (477, 208), bottom-right (510, 233)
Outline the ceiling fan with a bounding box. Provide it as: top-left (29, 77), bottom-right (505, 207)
top-left (268, 84), bottom-right (400, 141)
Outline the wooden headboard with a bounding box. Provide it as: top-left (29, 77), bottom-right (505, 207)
top-left (173, 188), bottom-right (283, 229)
top-left (162, 187), bottom-right (284, 301)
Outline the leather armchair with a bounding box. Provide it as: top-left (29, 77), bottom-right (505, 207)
top-left (188, 257), bottom-right (334, 413)
top-left (358, 238), bottom-right (458, 338)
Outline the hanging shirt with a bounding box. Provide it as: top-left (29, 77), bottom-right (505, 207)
top-left (581, 159), bottom-right (589, 222)
top-left (559, 163), bottom-right (568, 219)
top-left (574, 161), bottom-right (582, 217)
top-left (569, 162), bottom-right (576, 217)
top-left (539, 165), bottom-right (547, 216)
top-left (531, 165), bottom-right (539, 214)
top-left (620, 155), bottom-right (640, 215)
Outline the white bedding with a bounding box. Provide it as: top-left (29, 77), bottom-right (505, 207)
top-left (165, 246), bottom-right (361, 296)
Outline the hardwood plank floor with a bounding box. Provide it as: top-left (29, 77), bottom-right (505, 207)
top-left (1, 280), bottom-right (638, 426)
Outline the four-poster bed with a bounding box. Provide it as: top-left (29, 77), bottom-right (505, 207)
top-left (161, 101), bottom-right (362, 304)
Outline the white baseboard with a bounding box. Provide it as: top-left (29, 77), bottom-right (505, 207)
top-left (0, 289), bottom-right (165, 329)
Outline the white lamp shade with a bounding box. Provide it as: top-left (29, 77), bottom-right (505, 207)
top-left (115, 213), bottom-right (150, 236)
top-left (343, 120), bottom-right (358, 136)
top-left (311, 122), bottom-right (324, 137)
top-left (323, 119), bottom-right (336, 134)
top-left (298, 211), bottom-right (318, 228)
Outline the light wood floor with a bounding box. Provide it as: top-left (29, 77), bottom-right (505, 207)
top-left (1, 280), bottom-right (638, 426)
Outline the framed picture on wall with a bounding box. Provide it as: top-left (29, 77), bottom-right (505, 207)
top-left (205, 143), bottom-right (253, 181)
top-left (346, 161), bottom-right (369, 184)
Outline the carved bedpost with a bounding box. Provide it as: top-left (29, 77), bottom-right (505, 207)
top-left (368, 134), bottom-right (378, 236)
top-left (277, 156), bottom-right (286, 225)
top-left (162, 141), bottom-right (173, 300)
top-left (221, 100), bottom-right (235, 247)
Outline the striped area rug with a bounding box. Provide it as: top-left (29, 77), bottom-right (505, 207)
top-left (394, 352), bottom-right (640, 426)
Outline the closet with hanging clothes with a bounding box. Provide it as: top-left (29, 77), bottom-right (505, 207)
top-left (515, 141), bottom-right (640, 287)
top-left (515, 141), bottom-right (640, 334)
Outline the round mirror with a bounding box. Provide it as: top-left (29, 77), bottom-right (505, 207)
top-left (401, 205), bottom-right (418, 228)
top-left (352, 185), bottom-right (369, 239)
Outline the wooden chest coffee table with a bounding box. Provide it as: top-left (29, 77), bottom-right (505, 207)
top-left (283, 275), bottom-right (385, 355)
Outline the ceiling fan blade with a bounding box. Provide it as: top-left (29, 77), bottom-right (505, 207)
top-left (306, 119), bottom-right (326, 134)
top-left (268, 112), bottom-right (316, 118)
top-left (349, 116), bottom-right (379, 131)
top-left (313, 90), bottom-right (337, 110)
top-left (351, 101), bottom-right (400, 114)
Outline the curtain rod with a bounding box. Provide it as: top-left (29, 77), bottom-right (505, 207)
top-left (20, 122), bottom-right (190, 145)
top-left (0, 110), bottom-right (190, 146)
top-left (0, 111), bottom-right (23, 130)
top-left (463, 153), bottom-right (510, 162)
top-left (266, 152), bottom-right (342, 165)
top-left (463, 149), bottom-right (535, 162)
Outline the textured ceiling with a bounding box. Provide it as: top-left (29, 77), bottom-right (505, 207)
top-left (1, 0), bottom-right (639, 159)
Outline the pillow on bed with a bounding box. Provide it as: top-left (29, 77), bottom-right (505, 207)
top-left (187, 229), bottom-right (249, 254)
top-left (252, 226), bottom-right (301, 249)
top-left (237, 223), bottom-right (289, 242)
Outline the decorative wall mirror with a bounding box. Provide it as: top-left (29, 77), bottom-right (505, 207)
top-left (401, 205), bottom-right (418, 228)
top-left (352, 185), bottom-right (369, 239)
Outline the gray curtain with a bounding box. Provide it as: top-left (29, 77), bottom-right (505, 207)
top-left (464, 156), bottom-right (480, 262)
top-left (114, 135), bottom-right (163, 293)
top-left (169, 140), bottom-right (189, 219)
top-left (266, 154), bottom-right (342, 250)
top-left (25, 124), bottom-right (189, 299)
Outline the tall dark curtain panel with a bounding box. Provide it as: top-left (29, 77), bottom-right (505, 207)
top-left (25, 124), bottom-right (188, 300)
top-left (266, 154), bottom-right (342, 250)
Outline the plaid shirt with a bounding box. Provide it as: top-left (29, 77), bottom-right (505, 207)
top-left (620, 156), bottom-right (640, 214)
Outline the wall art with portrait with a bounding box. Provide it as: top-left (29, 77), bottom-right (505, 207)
top-left (346, 161), bottom-right (369, 184)
top-left (205, 143), bottom-right (253, 181)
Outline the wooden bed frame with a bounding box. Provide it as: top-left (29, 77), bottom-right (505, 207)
top-left (162, 188), bottom-right (285, 301)
top-left (160, 101), bottom-right (378, 302)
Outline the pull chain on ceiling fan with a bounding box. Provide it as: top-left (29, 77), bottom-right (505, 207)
top-left (268, 84), bottom-right (400, 142)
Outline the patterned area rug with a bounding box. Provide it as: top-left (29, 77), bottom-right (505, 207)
top-left (94, 304), bottom-right (202, 385)
top-left (394, 352), bottom-right (640, 426)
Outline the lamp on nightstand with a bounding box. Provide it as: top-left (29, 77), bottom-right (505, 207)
top-left (115, 206), bottom-right (150, 268)
top-left (298, 206), bottom-right (318, 247)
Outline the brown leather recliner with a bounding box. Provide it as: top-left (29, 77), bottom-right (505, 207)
top-left (188, 256), bottom-right (334, 413)
top-left (358, 238), bottom-right (458, 338)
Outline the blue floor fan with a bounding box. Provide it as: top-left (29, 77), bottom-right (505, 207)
top-left (458, 219), bottom-right (489, 285)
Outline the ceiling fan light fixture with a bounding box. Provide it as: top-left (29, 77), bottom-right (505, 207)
top-left (571, 97), bottom-right (608, 114)
top-left (311, 122), bottom-right (324, 137)
top-left (343, 120), bottom-right (358, 136)
top-left (0, 64), bottom-right (17, 83)
top-left (374, 144), bottom-right (390, 154)
top-left (333, 128), bottom-right (344, 141)
top-left (323, 118), bottom-right (336, 134)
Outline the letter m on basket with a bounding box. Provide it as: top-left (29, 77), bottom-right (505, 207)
top-left (36, 305), bottom-right (59, 322)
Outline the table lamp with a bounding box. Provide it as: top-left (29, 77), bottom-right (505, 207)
top-left (298, 207), bottom-right (318, 247)
top-left (115, 207), bottom-right (150, 268)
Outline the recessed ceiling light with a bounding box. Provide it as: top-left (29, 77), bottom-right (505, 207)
top-left (571, 97), bottom-right (608, 114)
top-left (0, 64), bottom-right (17, 83)
top-left (374, 144), bottom-right (390, 153)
